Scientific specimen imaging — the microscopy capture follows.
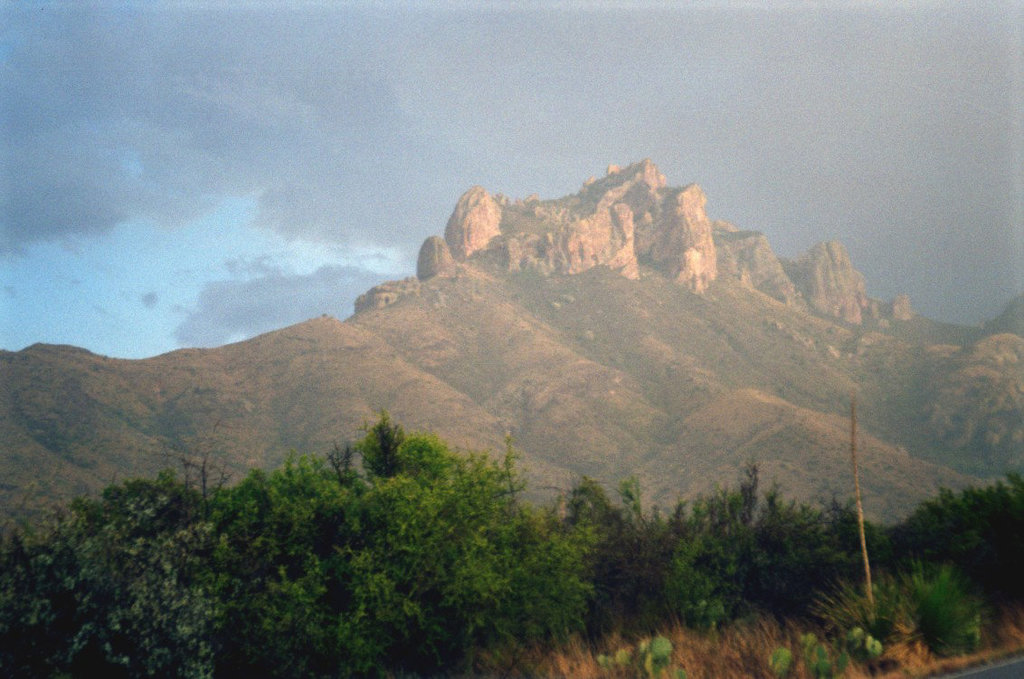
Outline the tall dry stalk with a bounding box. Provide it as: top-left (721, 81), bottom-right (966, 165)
top-left (851, 394), bottom-right (874, 608)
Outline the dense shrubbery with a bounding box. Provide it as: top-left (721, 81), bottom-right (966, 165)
top-left (569, 465), bottom-right (866, 633)
top-left (2, 416), bottom-right (1022, 677)
top-left (0, 416), bottom-right (590, 678)
top-left (890, 473), bottom-right (1024, 599)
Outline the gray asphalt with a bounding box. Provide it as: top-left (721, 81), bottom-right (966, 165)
top-left (938, 656), bottom-right (1024, 678)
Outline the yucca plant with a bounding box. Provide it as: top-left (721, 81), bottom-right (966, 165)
top-left (814, 574), bottom-right (907, 643)
top-left (903, 562), bottom-right (982, 656)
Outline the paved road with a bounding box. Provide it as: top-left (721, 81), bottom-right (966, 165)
top-left (939, 656), bottom-right (1024, 678)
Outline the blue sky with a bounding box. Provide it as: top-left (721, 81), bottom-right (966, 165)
top-left (2, 2), bottom-right (1022, 358)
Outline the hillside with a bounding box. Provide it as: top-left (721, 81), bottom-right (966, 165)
top-left (2, 161), bottom-right (1020, 522)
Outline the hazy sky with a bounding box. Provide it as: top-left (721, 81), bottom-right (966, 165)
top-left (2, 2), bottom-right (1022, 358)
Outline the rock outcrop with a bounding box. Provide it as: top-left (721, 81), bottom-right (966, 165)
top-left (399, 160), bottom-right (911, 324)
top-left (714, 226), bottom-right (802, 306)
top-left (424, 159), bottom-right (720, 293)
top-left (637, 184), bottom-right (717, 293)
top-left (416, 236), bottom-right (456, 280)
top-left (354, 277), bottom-right (421, 313)
top-left (444, 186), bottom-right (502, 260)
top-left (496, 165), bottom-right (650, 279)
top-left (783, 241), bottom-right (869, 324)
top-left (889, 294), bottom-right (915, 321)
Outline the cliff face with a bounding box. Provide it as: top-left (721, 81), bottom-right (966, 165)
top-left (385, 160), bottom-right (909, 326)
top-left (416, 236), bottom-right (456, 280)
top-left (444, 186), bottom-right (502, 260)
top-left (434, 159), bottom-right (719, 292)
top-left (638, 183), bottom-right (717, 293)
top-left (782, 241), bottom-right (869, 324)
top-left (714, 226), bottom-right (802, 307)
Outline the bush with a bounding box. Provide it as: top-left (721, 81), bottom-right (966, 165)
top-left (210, 422), bottom-right (592, 677)
top-left (904, 562), bottom-right (982, 656)
top-left (891, 474), bottom-right (1024, 601)
top-left (565, 476), bottom-right (679, 633)
top-left (0, 473), bottom-right (217, 678)
top-left (815, 563), bottom-right (982, 658)
top-left (666, 466), bottom-right (861, 627)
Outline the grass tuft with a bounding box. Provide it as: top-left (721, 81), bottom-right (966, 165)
top-left (904, 562), bottom-right (982, 657)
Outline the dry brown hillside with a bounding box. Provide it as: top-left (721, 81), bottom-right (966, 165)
top-left (3, 161), bottom-right (1019, 522)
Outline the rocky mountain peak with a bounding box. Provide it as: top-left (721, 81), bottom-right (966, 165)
top-left (444, 186), bottom-right (502, 260)
top-left (423, 160), bottom-right (717, 293)
top-left (388, 162), bottom-right (912, 326)
top-left (635, 183), bottom-right (717, 293)
top-left (782, 241), bottom-right (869, 324)
top-left (416, 236), bottom-right (456, 280)
top-left (588, 158), bottom-right (667, 195)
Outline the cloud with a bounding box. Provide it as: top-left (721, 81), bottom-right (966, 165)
top-left (2, 3), bottom-right (1020, 330)
top-left (1, 6), bottom-right (451, 254)
top-left (173, 265), bottom-right (383, 348)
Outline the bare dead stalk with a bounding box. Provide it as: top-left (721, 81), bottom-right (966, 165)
top-left (851, 394), bottom-right (874, 608)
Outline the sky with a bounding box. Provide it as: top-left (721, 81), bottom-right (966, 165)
top-left (1, 2), bottom-right (1022, 359)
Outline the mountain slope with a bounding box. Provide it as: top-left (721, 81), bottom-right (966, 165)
top-left (2, 161), bottom-right (1019, 522)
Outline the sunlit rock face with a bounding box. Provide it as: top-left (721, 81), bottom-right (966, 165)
top-left (714, 225), bottom-right (802, 307)
top-left (443, 159), bottom-right (719, 293)
top-left (637, 183), bottom-right (717, 293)
top-left (783, 241), bottom-right (869, 324)
top-left (412, 161), bottom-right (911, 322)
top-left (416, 236), bottom-right (456, 281)
top-left (444, 186), bottom-right (502, 260)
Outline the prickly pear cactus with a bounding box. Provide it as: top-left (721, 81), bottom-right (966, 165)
top-left (645, 635), bottom-right (673, 676)
top-left (800, 633), bottom-right (849, 679)
top-left (768, 646), bottom-right (793, 678)
top-left (597, 636), bottom-right (684, 678)
top-left (845, 626), bottom-right (883, 662)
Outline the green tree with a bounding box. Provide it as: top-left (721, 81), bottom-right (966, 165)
top-left (357, 410), bottom-right (405, 479)
top-left (565, 476), bottom-right (679, 633)
top-left (335, 431), bottom-right (591, 674)
top-left (0, 472), bottom-right (217, 678)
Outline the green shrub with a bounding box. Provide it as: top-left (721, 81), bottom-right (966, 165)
top-left (891, 474), bottom-right (1024, 601)
top-left (565, 476), bottom-right (679, 633)
top-left (0, 474), bottom-right (217, 678)
top-left (903, 563), bottom-right (982, 656)
top-left (206, 421), bottom-right (593, 677)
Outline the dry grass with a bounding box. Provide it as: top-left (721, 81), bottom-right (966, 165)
top-left (491, 618), bottom-right (870, 678)
top-left (478, 604), bottom-right (1024, 678)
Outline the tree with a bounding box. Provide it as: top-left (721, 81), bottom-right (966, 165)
top-left (356, 410), bottom-right (405, 479)
top-left (0, 472), bottom-right (217, 678)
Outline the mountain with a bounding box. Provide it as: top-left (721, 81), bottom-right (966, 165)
top-left (2, 161), bottom-right (1020, 522)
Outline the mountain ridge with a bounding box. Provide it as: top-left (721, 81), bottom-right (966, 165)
top-left (2, 161), bottom-right (1020, 522)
